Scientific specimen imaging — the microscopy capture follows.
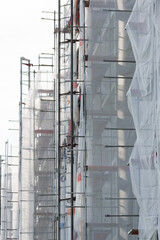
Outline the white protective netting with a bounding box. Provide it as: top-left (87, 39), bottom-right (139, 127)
top-left (19, 69), bottom-right (55, 240)
top-left (19, 84), bottom-right (35, 240)
top-left (33, 71), bottom-right (55, 240)
top-left (86, 0), bottom-right (139, 239)
top-left (126, 0), bottom-right (160, 239)
top-left (1, 151), bottom-right (16, 240)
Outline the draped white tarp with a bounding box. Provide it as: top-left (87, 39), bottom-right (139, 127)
top-left (127, 0), bottom-right (160, 239)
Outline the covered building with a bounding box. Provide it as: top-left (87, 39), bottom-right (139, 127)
top-left (2, 0), bottom-right (159, 239)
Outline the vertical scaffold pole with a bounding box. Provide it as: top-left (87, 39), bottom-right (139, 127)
top-left (18, 57), bottom-right (23, 240)
top-left (70, 0), bottom-right (74, 239)
top-left (33, 70), bottom-right (36, 240)
top-left (28, 60), bottom-right (31, 89)
top-left (83, 1), bottom-right (87, 239)
top-left (58, 0), bottom-right (61, 239)
top-left (54, 10), bottom-right (57, 240)
top-left (18, 57), bottom-right (31, 240)
top-left (4, 140), bottom-right (9, 240)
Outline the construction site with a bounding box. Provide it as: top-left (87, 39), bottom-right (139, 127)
top-left (1, 0), bottom-right (160, 239)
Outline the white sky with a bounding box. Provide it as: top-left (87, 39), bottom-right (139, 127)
top-left (0, 0), bottom-right (57, 156)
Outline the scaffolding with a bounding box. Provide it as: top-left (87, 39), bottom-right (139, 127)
top-left (55, 0), bottom-right (139, 239)
top-left (18, 52), bottom-right (55, 240)
top-left (1, 0), bottom-right (146, 239)
top-left (55, 1), bottom-right (87, 239)
top-left (1, 141), bottom-right (19, 240)
top-left (85, 0), bottom-right (139, 239)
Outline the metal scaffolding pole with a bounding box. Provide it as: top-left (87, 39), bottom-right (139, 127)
top-left (58, 0), bottom-right (61, 239)
top-left (70, 0), bottom-right (74, 239)
top-left (82, 1), bottom-right (87, 239)
top-left (28, 60), bottom-right (31, 89)
top-left (18, 57), bottom-right (23, 240)
top-left (4, 140), bottom-right (9, 240)
top-left (33, 70), bottom-right (36, 240)
top-left (53, 10), bottom-right (57, 240)
top-left (18, 57), bottom-right (31, 240)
